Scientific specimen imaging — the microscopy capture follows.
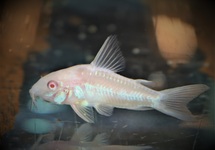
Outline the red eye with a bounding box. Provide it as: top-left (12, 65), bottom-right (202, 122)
top-left (47, 80), bottom-right (58, 90)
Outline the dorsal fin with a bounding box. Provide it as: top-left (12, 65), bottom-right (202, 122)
top-left (91, 35), bottom-right (125, 72)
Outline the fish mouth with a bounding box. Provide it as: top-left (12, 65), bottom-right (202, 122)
top-left (29, 88), bottom-right (52, 104)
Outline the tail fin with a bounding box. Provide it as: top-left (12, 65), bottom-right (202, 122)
top-left (156, 84), bottom-right (209, 121)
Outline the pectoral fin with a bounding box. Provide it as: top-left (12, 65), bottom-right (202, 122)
top-left (71, 103), bottom-right (95, 123)
top-left (95, 104), bottom-right (114, 116)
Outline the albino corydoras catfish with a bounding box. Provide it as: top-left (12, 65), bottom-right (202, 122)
top-left (29, 35), bottom-right (209, 123)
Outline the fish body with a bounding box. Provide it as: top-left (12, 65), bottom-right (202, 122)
top-left (30, 36), bottom-right (209, 123)
top-left (62, 64), bottom-right (157, 109)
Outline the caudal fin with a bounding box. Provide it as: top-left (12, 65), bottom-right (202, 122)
top-left (156, 84), bottom-right (209, 121)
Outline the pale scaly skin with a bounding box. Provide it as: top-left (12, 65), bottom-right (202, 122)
top-left (63, 64), bottom-right (159, 109)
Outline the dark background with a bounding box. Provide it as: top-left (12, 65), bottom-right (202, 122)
top-left (0, 0), bottom-right (214, 149)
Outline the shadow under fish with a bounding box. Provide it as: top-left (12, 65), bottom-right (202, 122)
top-left (32, 123), bottom-right (152, 150)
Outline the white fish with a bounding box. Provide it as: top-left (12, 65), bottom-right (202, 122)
top-left (29, 35), bottom-right (209, 123)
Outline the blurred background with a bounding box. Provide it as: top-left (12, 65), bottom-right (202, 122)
top-left (0, 0), bottom-right (214, 149)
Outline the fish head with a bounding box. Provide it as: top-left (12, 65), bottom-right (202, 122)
top-left (29, 69), bottom-right (76, 105)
